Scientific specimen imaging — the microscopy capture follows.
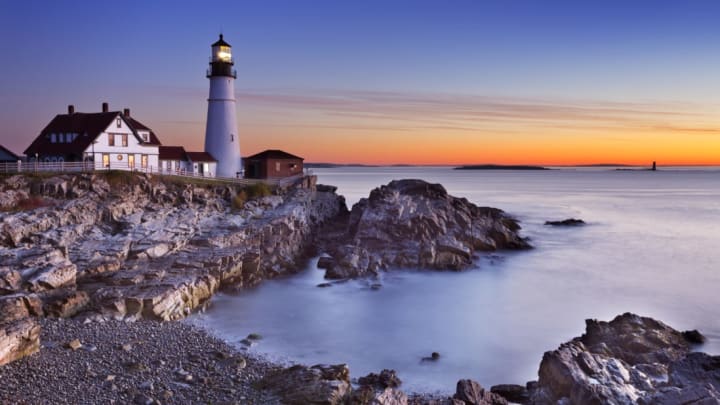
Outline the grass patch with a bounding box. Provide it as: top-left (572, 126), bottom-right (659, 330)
top-left (232, 190), bottom-right (248, 209)
top-left (99, 170), bottom-right (142, 187)
top-left (245, 182), bottom-right (272, 199)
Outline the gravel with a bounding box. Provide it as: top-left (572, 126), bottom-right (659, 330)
top-left (0, 318), bottom-right (282, 404)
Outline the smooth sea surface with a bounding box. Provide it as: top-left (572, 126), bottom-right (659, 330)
top-left (190, 166), bottom-right (720, 392)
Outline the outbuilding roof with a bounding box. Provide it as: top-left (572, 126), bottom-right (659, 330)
top-left (185, 152), bottom-right (217, 162)
top-left (159, 146), bottom-right (187, 161)
top-left (245, 149), bottom-right (304, 160)
top-left (0, 144), bottom-right (20, 162)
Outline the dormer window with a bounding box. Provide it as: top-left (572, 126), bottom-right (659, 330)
top-left (142, 133), bottom-right (148, 142)
top-left (116, 118), bottom-right (121, 128)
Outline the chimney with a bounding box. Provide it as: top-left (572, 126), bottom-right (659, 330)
top-left (102, 102), bottom-right (109, 112)
top-left (68, 105), bottom-right (75, 115)
top-left (123, 108), bottom-right (130, 117)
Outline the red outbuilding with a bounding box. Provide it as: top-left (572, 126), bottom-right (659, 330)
top-left (244, 149), bottom-right (304, 179)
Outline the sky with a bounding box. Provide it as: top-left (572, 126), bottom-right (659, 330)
top-left (1, 0), bottom-right (719, 165)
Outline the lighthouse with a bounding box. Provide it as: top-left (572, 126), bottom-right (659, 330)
top-left (204, 34), bottom-right (242, 177)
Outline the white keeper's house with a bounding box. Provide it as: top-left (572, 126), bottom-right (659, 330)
top-left (24, 103), bottom-right (217, 176)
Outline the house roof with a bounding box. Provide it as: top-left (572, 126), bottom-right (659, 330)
top-left (186, 151), bottom-right (217, 162)
top-left (245, 149), bottom-right (304, 161)
top-left (126, 117), bottom-right (162, 145)
top-left (0, 144), bottom-right (20, 161)
top-left (212, 34), bottom-right (231, 47)
top-left (159, 146), bottom-right (187, 160)
top-left (24, 111), bottom-right (162, 156)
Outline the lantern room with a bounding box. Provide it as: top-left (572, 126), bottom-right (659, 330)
top-left (207, 34), bottom-right (236, 78)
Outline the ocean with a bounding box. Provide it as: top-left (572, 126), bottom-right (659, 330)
top-left (189, 166), bottom-right (720, 393)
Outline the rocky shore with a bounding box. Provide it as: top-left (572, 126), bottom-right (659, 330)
top-left (2, 173), bottom-right (718, 404)
top-left (0, 171), bottom-right (345, 366)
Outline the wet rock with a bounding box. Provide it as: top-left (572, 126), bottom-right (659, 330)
top-left (682, 329), bottom-right (706, 344)
top-left (317, 282), bottom-right (332, 288)
top-left (358, 369), bottom-right (402, 389)
top-left (490, 384), bottom-right (529, 404)
top-left (318, 179), bottom-right (529, 279)
top-left (544, 218), bottom-right (585, 226)
top-left (421, 352), bottom-right (441, 362)
top-left (454, 379), bottom-right (508, 405)
top-left (258, 363), bottom-right (351, 404)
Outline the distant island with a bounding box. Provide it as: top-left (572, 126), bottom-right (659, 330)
top-left (454, 164), bottom-right (550, 170)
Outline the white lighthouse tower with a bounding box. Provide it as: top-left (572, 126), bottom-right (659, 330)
top-left (204, 34), bottom-right (242, 177)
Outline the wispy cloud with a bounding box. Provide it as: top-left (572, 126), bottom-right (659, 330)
top-left (233, 88), bottom-right (715, 131)
top-left (149, 84), bottom-right (719, 134)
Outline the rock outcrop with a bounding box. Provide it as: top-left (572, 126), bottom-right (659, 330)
top-left (531, 313), bottom-right (718, 405)
top-left (0, 172), bottom-right (345, 365)
top-left (544, 218), bottom-right (585, 226)
top-left (317, 179), bottom-right (530, 279)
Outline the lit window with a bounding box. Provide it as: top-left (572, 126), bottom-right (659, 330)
top-left (108, 134), bottom-right (115, 146)
top-left (141, 154), bottom-right (148, 168)
top-left (122, 134), bottom-right (128, 147)
top-left (102, 154), bottom-right (110, 168)
top-left (275, 162), bottom-right (280, 172)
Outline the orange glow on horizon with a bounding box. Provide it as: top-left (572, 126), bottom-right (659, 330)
top-left (161, 123), bottom-right (720, 167)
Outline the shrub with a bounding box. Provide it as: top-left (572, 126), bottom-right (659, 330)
top-left (246, 182), bottom-right (272, 199)
top-left (232, 190), bottom-right (248, 209)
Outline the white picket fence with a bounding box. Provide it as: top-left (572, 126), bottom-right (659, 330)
top-left (0, 161), bottom-right (306, 188)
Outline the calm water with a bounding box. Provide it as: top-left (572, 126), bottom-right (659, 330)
top-left (190, 167), bottom-right (720, 392)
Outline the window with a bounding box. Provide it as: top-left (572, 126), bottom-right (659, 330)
top-left (142, 133), bottom-right (148, 142)
top-left (50, 133), bottom-right (57, 143)
top-left (128, 154), bottom-right (135, 168)
top-left (102, 154), bottom-right (110, 168)
top-left (275, 162), bottom-right (280, 172)
top-left (58, 133), bottom-right (64, 143)
top-left (166, 160), bottom-right (172, 170)
top-left (141, 154), bottom-right (148, 168)
top-left (116, 118), bottom-right (121, 128)
top-left (121, 134), bottom-right (128, 147)
top-left (108, 134), bottom-right (115, 146)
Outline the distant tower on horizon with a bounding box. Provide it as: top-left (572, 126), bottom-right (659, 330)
top-left (204, 34), bottom-right (242, 177)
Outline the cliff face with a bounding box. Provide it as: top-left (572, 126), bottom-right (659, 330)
top-left (0, 172), bottom-right (346, 364)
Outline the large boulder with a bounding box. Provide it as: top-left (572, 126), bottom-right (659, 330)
top-left (318, 180), bottom-right (530, 279)
top-left (454, 379), bottom-right (508, 405)
top-left (532, 313), bottom-right (716, 405)
top-left (257, 364), bottom-right (351, 404)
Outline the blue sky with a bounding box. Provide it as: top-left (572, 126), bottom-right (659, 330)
top-left (1, 0), bottom-right (719, 164)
